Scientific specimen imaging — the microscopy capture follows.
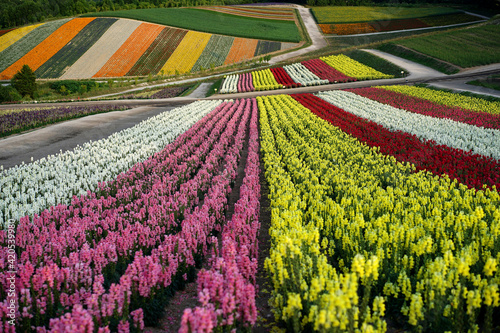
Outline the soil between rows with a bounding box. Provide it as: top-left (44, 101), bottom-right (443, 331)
top-left (145, 105), bottom-right (272, 333)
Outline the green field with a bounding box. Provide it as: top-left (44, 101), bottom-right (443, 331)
top-left (312, 6), bottom-right (460, 24)
top-left (395, 24), bottom-right (500, 68)
top-left (83, 8), bottom-right (301, 42)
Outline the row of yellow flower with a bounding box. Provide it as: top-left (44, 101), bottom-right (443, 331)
top-left (0, 23), bottom-right (43, 53)
top-left (258, 94), bottom-right (500, 332)
top-left (160, 30), bottom-right (211, 75)
top-left (380, 85), bottom-right (500, 115)
top-left (252, 68), bottom-right (282, 91)
top-left (320, 54), bottom-right (393, 80)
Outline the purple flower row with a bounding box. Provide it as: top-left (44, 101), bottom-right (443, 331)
top-left (180, 98), bottom-right (261, 332)
top-left (0, 105), bottom-right (128, 137)
top-left (0, 98), bottom-right (255, 332)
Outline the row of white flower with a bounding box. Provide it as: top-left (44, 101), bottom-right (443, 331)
top-left (220, 74), bottom-right (239, 94)
top-left (317, 91), bottom-right (500, 160)
top-left (0, 100), bottom-right (223, 227)
top-left (283, 63), bottom-right (329, 86)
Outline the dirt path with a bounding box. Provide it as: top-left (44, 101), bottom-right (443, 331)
top-left (269, 6), bottom-right (327, 65)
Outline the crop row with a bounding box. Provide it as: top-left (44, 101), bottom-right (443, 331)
top-left (35, 18), bottom-right (117, 79)
top-left (0, 98), bottom-right (256, 332)
top-left (127, 27), bottom-right (187, 77)
top-left (0, 19), bottom-right (70, 76)
top-left (94, 23), bottom-right (164, 78)
top-left (295, 92), bottom-right (500, 190)
top-left (259, 93), bottom-right (500, 332)
top-left (0, 104), bottom-right (128, 138)
top-left (0, 100), bottom-right (222, 227)
top-left (220, 55), bottom-right (385, 93)
top-left (181, 98), bottom-right (261, 332)
top-left (0, 24), bottom-right (42, 53)
top-left (0, 18), bottom-right (95, 80)
top-left (201, 6), bottom-right (296, 21)
top-left (1, 17), bottom-right (295, 80)
top-left (191, 34), bottom-right (234, 72)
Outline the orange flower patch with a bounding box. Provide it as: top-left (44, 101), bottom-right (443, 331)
top-left (93, 23), bottom-right (164, 78)
top-left (223, 38), bottom-right (258, 65)
top-left (0, 18), bottom-right (94, 80)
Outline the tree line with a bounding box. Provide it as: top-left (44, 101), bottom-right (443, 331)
top-left (1, 0), bottom-right (496, 29)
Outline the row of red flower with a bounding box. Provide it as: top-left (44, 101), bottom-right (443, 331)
top-left (292, 93), bottom-right (500, 191)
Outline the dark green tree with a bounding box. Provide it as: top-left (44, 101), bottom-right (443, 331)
top-left (11, 65), bottom-right (37, 99)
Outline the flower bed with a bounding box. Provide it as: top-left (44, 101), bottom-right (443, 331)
top-left (127, 27), bottom-right (187, 77)
top-left (258, 93), bottom-right (500, 332)
top-left (191, 35), bottom-right (234, 72)
top-left (301, 58), bottom-right (356, 83)
top-left (93, 23), bottom-right (164, 78)
top-left (181, 98), bottom-right (261, 332)
top-left (251, 68), bottom-right (281, 91)
top-left (380, 85), bottom-right (500, 115)
top-left (0, 18), bottom-right (95, 80)
top-left (0, 24), bottom-right (42, 53)
top-left (349, 87), bottom-right (500, 130)
top-left (270, 67), bottom-right (298, 88)
top-left (283, 63), bottom-right (329, 86)
top-left (320, 54), bottom-right (393, 80)
top-left (0, 98), bottom-right (256, 332)
top-left (223, 38), bottom-right (258, 66)
top-left (317, 90), bottom-right (500, 160)
top-left (160, 31), bottom-right (212, 75)
top-left (0, 20), bottom-right (70, 75)
top-left (35, 18), bottom-right (117, 79)
top-left (294, 92), bottom-right (500, 190)
top-left (0, 100), bottom-right (221, 227)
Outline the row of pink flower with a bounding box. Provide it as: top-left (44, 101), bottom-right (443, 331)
top-left (180, 97), bottom-right (261, 332)
top-left (302, 59), bottom-right (356, 83)
top-left (1, 99), bottom-right (234, 281)
top-left (0, 98), bottom-right (256, 332)
top-left (237, 73), bottom-right (254, 93)
top-left (349, 87), bottom-right (500, 130)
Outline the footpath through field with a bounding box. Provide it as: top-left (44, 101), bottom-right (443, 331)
top-left (269, 6), bottom-right (328, 65)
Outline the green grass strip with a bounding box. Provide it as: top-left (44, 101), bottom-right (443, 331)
top-left (82, 8), bottom-right (301, 42)
top-left (377, 43), bottom-right (460, 74)
top-left (396, 24), bottom-right (500, 68)
top-left (0, 19), bottom-right (71, 73)
top-left (35, 18), bottom-right (117, 79)
top-left (191, 34), bottom-right (234, 72)
top-left (312, 6), bottom-right (459, 24)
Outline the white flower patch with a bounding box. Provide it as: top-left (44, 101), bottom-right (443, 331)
top-left (220, 74), bottom-right (239, 94)
top-left (283, 63), bottom-right (329, 87)
top-left (317, 90), bottom-right (500, 160)
top-left (0, 100), bottom-right (223, 227)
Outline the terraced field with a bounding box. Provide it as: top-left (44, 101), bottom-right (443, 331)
top-left (313, 6), bottom-right (483, 35)
top-left (0, 16), bottom-right (299, 80)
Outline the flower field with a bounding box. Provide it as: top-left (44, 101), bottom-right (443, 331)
top-left (318, 13), bottom-right (481, 35)
top-left (0, 18), bottom-right (95, 80)
top-left (219, 55), bottom-right (389, 94)
top-left (35, 18), bottom-right (118, 79)
top-left (0, 19), bottom-right (70, 75)
top-left (93, 23), bottom-right (164, 78)
top-left (0, 17), bottom-right (297, 80)
top-left (1, 83), bottom-right (499, 332)
top-left (0, 24), bottom-right (43, 53)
